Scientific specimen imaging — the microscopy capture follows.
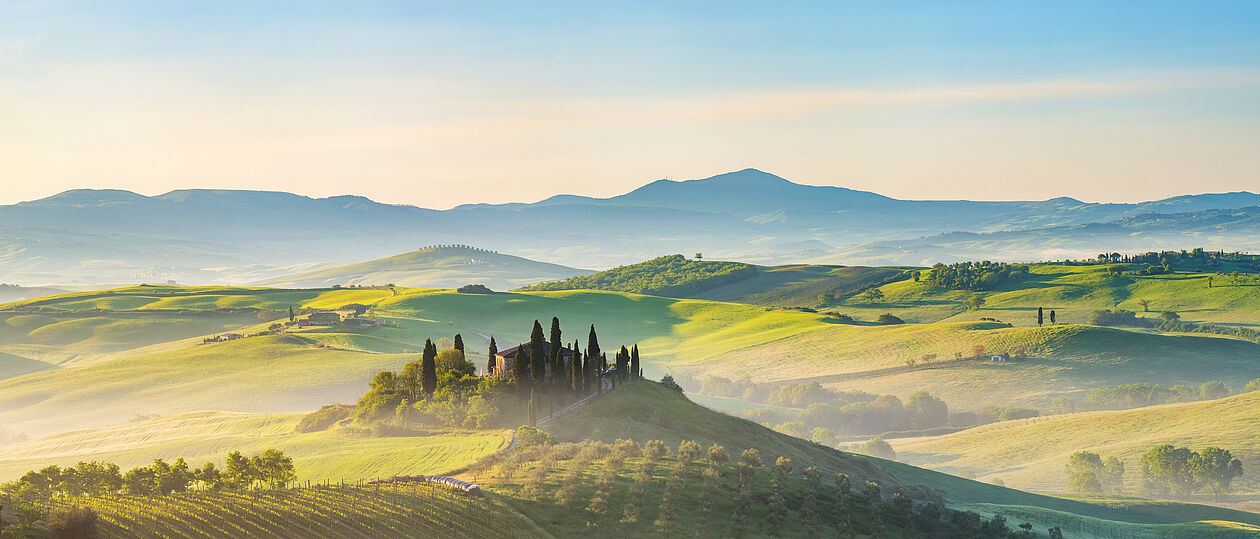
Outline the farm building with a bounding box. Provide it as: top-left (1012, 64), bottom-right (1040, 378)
top-left (491, 342), bottom-right (575, 378)
top-left (300, 312), bottom-right (342, 327)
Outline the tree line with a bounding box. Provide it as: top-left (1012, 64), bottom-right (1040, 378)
top-left (519, 254), bottom-right (757, 297)
top-left (1067, 445), bottom-right (1244, 498)
top-left (0, 449), bottom-right (297, 500)
top-left (917, 261), bottom-right (1027, 291)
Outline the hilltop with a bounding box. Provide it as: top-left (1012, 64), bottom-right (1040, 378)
top-left (5, 169), bottom-right (1260, 285)
top-left (891, 390), bottom-right (1260, 495)
top-left (256, 245), bottom-right (591, 290)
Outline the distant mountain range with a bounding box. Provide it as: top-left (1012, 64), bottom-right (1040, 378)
top-left (2, 169), bottom-right (1259, 285)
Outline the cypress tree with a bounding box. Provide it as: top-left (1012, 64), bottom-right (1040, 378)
top-left (530, 320), bottom-right (546, 381)
top-left (549, 317), bottom-right (562, 358)
top-left (630, 344), bottom-right (640, 381)
top-left (454, 333), bottom-right (465, 353)
top-left (617, 346), bottom-right (630, 380)
top-left (571, 341), bottom-right (582, 394)
top-left (583, 348), bottom-right (594, 394)
top-left (514, 343), bottom-right (528, 381)
top-left (1050, 310), bottom-right (1057, 324)
top-left (420, 339), bottom-right (437, 398)
top-left (487, 337), bottom-right (498, 377)
top-left (587, 325), bottom-right (601, 369)
top-left (1037, 307), bottom-right (1044, 327)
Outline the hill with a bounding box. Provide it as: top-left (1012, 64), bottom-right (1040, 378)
top-left (690, 264), bottom-right (907, 306)
top-left (532, 382), bottom-right (1260, 537)
top-left (256, 245), bottom-right (591, 290)
top-left (0, 411), bottom-right (507, 483)
top-left (6, 169), bottom-right (1260, 285)
top-left (891, 390), bottom-right (1260, 495)
top-left (518, 254), bottom-right (757, 297)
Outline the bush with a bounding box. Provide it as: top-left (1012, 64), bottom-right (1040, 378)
top-left (643, 440), bottom-right (668, 459)
top-left (660, 375), bottom-right (683, 392)
top-left (47, 506), bottom-right (100, 538)
top-left (295, 404), bottom-right (354, 433)
top-left (456, 284), bottom-right (495, 294)
top-left (876, 313), bottom-right (905, 325)
top-left (850, 437), bottom-right (897, 460)
top-left (516, 426), bottom-right (553, 448)
top-left (1089, 309), bottom-right (1147, 327)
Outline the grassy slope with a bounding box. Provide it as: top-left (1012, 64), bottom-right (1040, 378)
top-left (690, 264), bottom-right (905, 307)
top-left (830, 263), bottom-right (1260, 328)
top-left (697, 321), bottom-right (1260, 409)
top-left (0, 411), bottom-right (507, 483)
top-left (255, 246), bottom-right (591, 290)
top-left (542, 382), bottom-right (1260, 537)
top-left (0, 335), bottom-right (417, 436)
top-left (891, 391), bottom-right (1260, 494)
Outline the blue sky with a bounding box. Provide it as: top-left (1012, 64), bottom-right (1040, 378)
top-left (2, 1), bottom-right (1259, 207)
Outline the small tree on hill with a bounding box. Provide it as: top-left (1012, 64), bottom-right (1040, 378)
top-left (587, 325), bottom-right (601, 369)
top-left (1037, 306), bottom-right (1044, 327)
top-left (453, 333), bottom-right (464, 353)
top-left (630, 344), bottom-right (640, 380)
top-left (860, 287), bottom-right (885, 304)
top-left (530, 320), bottom-right (546, 381)
top-left (964, 294), bottom-right (986, 310)
top-left (1050, 310), bottom-right (1057, 324)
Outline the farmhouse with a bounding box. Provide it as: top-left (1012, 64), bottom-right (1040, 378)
top-left (299, 312), bottom-right (342, 327)
top-left (990, 353), bottom-right (1010, 362)
top-left (220, 333), bottom-right (242, 341)
top-left (491, 342), bottom-right (575, 378)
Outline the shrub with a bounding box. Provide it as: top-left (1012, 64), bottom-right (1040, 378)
top-left (677, 441), bottom-right (702, 462)
top-left (47, 506), bottom-right (100, 538)
top-left (876, 313), bottom-right (905, 325)
top-left (1089, 309), bottom-right (1146, 327)
top-left (851, 437), bottom-right (897, 460)
top-left (643, 440), bottom-right (668, 460)
top-left (612, 439), bottom-right (640, 458)
top-left (295, 404), bottom-right (354, 433)
top-left (740, 448), bottom-right (763, 467)
top-left (456, 284), bottom-right (495, 294)
top-left (660, 375), bottom-right (683, 392)
top-left (516, 426), bottom-right (553, 448)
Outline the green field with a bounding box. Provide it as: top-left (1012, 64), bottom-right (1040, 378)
top-left (891, 390), bottom-right (1260, 495)
top-left (689, 264), bottom-right (906, 307)
top-left (828, 263), bottom-right (1260, 329)
top-left (0, 411), bottom-right (507, 483)
top-left (255, 245), bottom-right (591, 290)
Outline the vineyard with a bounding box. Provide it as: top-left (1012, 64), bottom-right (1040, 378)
top-left (28, 481), bottom-right (545, 538)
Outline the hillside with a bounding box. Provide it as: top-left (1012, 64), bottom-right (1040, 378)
top-left (535, 382), bottom-right (1260, 537)
top-left (891, 390), bottom-right (1260, 495)
top-left (0, 411), bottom-right (507, 483)
top-left (688, 264), bottom-right (907, 306)
top-left (6, 169), bottom-right (1260, 285)
top-left (255, 245), bottom-right (591, 290)
top-left (518, 254), bottom-right (757, 297)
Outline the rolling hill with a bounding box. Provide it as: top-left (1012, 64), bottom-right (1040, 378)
top-left (255, 245), bottom-right (591, 290)
top-left (5, 169), bottom-right (1260, 285)
top-left (890, 390), bottom-right (1260, 495)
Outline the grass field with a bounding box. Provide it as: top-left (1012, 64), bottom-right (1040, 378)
top-left (0, 411), bottom-right (508, 483)
top-left (890, 390), bottom-right (1260, 495)
top-left (690, 264), bottom-right (905, 307)
top-left (829, 263), bottom-right (1260, 329)
top-left (0, 335), bottom-right (420, 436)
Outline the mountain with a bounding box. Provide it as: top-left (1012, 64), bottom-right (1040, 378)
top-left (255, 245), bottom-right (591, 290)
top-left (3, 169), bottom-right (1259, 286)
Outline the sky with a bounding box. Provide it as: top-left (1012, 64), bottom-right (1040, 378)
top-left (2, 1), bottom-right (1259, 208)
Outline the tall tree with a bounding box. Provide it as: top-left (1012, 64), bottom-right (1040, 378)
top-left (420, 339), bottom-right (437, 398)
top-left (583, 347), bottom-right (594, 394)
top-left (453, 334), bottom-right (465, 353)
top-left (1050, 310), bottom-right (1057, 324)
top-left (514, 343), bottom-right (528, 381)
top-left (630, 344), bottom-right (640, 380)
top-left (616, 346), bottom-right (630, 380)
top-left (571, 340), bottom-right (583, 394)
top-left (487, 337), bottom-right (498, 377)
top-left (530, 320), bottom-right (546, 381)
top-left (549, 317), bottom-right (562, 356)
top-left (398, 359), bottom-right (421, 400)
top-left (1037, 306), bottom-right (1044, 327)
top-left (288, 306), bottom-right (295, 322)
top-left (587, 325), bottom-right (601, 369)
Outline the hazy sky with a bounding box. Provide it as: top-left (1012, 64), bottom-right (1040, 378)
top-left (2, 1), bottom-right (1259, 208)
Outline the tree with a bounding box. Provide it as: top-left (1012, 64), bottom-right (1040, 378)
top-left (876, 313), bottom-right (904, 325)
top-left (1192, 447), bottom-right (1244, 497)
top-left (617, 345), bottom-right (630, 380)
top-left (421, 339), bottom-right (437, 398)
top-left (514, 343), bottom-right (529, 382)
top-left (487, 337), bottom-right (498, 377)
top-left (252, 448), bottom-right (297, 489)
top-left (571, 341), bottom-right (583, 394)
top-left (549, 317), bottom-right (562, 372)
top-left (530, 320), bottom-right (546, 381)
top-left (453, 333), bottom-right (465, 353)
top-left (224, 451), bottom-right (255, 489)
top-left (587, 325), bottom-right (601, 369)
top-left (695, 252), bottom-right (702, 260)
top-left (288, 306), bottom-right (295, 322)
top-left (860, 287), bottom-right (885, 304)
top-left (1050, 310), bottom-right (1056, 324)
top-left (1200, 380), bottom-right (1231, 400)
top-left (964, 294), bottom-right (986, 310)
top-left (905, 391), bottom-right (949, 429)
top-left (1138, 298), bottom-right (1150, 312)
top-left (630, 344), bottom-right (640, 380)
top-left (1102, 456), bottom-right (1125, 494)
top-left (398, 360), bottom-right (421, 400)
top-left (740, 448), bottom-right (763, 467)
top-left (1207, 276), bottom-right (1214, 288)
top-left (1066, 451), bottom-right (1104, 493)
top-left (1244, 378), bottom-right (1260, 393)
top-left (1037, 307), bottom-right (1044, 327)
top-left (1141, 444), bottom-right (1197, 497)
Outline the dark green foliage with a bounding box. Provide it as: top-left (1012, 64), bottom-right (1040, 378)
top-left (453, 333), bottom-right (464, 353)
top-left (875, 313), bottom-right (904, 325)
top-left (519, 254), bottom-right (757, 297)
top-left (1084, 382), bottom-right (1200, 410)
top-left (1140, 444), bottom-right (1245, 498)
top-left (421, 339), bottom-right (437, 398)
top-left (2, 450), bottom-right (295, 499)
top-left (586, 325), bottom-right (600, 367)
top-left (1089, 309), bottom-right (1143, 326)
top-left (455, 283), bottom-right (495, 294)
top-left (630, 344), bottom-right (640, 380)
top-left (660, 375), bottom-right (683, 392)
top-left (487, 337), bottom-right (498, 377)
top-left (530, 320), bottom-right (546, 382)
top-left (922, 261), bottom-right (1025, 291)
